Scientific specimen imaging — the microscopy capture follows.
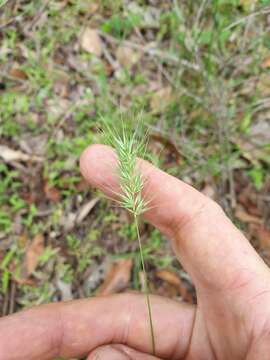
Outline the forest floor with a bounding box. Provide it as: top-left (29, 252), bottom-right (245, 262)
top-left (0, 0), bottom-right (270, 335)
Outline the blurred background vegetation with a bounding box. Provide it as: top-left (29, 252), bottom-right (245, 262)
top-left (0, 0), bottom-right (270, 317)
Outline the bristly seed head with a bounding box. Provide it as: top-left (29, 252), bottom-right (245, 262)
top-left (101, 115), bottom-right (156, 354)
top-left (102, 118), bottom-right (148, 217)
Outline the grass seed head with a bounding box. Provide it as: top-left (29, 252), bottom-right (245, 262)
top-left (101, 115), bottom-right (149, 216)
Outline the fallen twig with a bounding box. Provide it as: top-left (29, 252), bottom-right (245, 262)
top-left (224, 6), bottom-right (270, 31)
top-left (0, 145), bottom-right (44, 163)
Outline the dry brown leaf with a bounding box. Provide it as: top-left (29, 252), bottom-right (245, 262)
top-left (9, 67), bottom-right (28, 80)
top-left (257, 227), bottom-right (270, 249)
top-left (116, 46), bottom-right (140, 68)
top-left (262, 57), bottom-right (270, 68)
top-left (15, 277), bottom-right (36, 286)
top-left (80, 28), bottom-right (103, 57)
top-left (76, 179), bottom-right (89, 192)
top-left (97, 259), bottom-right (133, 296)
top-left (235, 206), bottom-right (263, 225)
top-left (54, 78), bottom-right (70, 98)
top-left (238, 186), bottom-right (252, 208)
top-left (104, 61), bottom-right (114, 76)
top-left (156, 269), bottom-right (193, 302)
top-left (246, 204), bottom-right (261, 217)
top-left (88, 3), bottom-right (99, 13)
top-left (0, 145), bottom-right (43, 163)
top-left (77, 1), bottom-right (99, 14)
top-left (150, 87), bottom-right (172, 112)
top-left (26, 234), bottom-right (45, 275)
top-left (156, 269), bottom-right (182, 288)
top-left (44, 183), bottom-right (61, 202)
top-left (156, 282), bottom-right (178, 298)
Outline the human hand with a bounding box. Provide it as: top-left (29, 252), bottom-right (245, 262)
top-left (1, 144), bottom-right (270, 360)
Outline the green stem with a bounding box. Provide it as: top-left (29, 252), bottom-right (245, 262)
top-left (134, 214), bottom-right (156, 355)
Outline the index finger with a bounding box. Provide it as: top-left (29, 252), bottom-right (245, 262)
top-left (0, 294), bottom-right (194, 359)
top-left (80, 145), bottom-right (270, 297)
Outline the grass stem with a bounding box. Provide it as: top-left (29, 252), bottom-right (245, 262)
top-left (134, 214), bottom-right (156, 355)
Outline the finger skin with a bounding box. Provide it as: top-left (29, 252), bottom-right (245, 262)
top-left (0, 294), bottom-right (195, 360)
top-left (87, 344), bottom-right (161, 360)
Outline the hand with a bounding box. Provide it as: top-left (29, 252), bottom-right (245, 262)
top-left (1, 144), bottom-right (270, 360)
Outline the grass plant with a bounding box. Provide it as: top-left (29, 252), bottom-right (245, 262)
top-left (102, 117), bottom-right (156, 355)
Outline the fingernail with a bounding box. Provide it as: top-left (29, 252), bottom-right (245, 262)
top-left (89, 345), bottom-right (131, 360)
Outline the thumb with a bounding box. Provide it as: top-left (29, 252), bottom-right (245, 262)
top-left (87, 344), bottom-right (161, 360)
